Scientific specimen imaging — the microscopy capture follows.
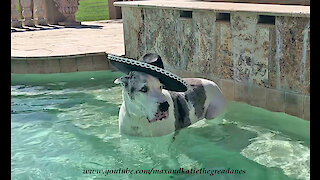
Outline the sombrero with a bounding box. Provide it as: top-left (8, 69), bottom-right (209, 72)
top-left (107, 53), bottom-right (189, 92)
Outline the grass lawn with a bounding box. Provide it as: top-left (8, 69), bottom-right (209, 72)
top-left (15, 0), bottom-right (109, 22)
top-left (76, 0), bottom-right (109, 21)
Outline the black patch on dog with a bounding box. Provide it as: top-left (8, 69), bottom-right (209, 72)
top-left (130, 87), bottom-right (135, 94)
top-left (169, 92), bottom-right (191, 130)
top-left (184, 79), bottom-right (206, 119)
top-left (159, 101), bottom-right (169, 112)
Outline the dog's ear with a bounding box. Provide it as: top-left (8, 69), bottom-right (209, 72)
top-left (114, 75), bottom-right (128, 86)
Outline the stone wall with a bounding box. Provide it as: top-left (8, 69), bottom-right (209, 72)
top-left (11, 53), bottom-right (110, 74)
top-left (119, 4), bottom-right (310, 120)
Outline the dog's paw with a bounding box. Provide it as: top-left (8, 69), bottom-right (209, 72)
top-left (114, 78), bottom-right (123, 84)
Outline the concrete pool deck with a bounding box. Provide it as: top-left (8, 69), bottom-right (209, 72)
top-left (11, 20), bottom-right (124, 74)
top-left (11, 20), bottom-right (124, 57)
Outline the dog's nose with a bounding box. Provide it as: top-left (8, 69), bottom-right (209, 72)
top-left (159, 102), bottom-right (169, 112)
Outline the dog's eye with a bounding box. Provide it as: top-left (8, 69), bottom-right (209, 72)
top-left (139, 86), bottom-right (148, 93)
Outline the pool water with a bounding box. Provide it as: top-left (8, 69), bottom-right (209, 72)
top-left (11, 71), bottom-right (310, 180)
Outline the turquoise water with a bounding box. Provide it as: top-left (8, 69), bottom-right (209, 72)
top-left (11, 71), bottom-right (310, 180)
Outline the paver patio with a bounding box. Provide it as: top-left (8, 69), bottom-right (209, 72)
top-left (11, 20), bottom-right (125, 57)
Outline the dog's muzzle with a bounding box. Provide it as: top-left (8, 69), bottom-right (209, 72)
top-left (148, 102), bottom-right (169, 123)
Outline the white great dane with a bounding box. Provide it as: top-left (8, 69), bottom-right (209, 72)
top-left (114, 71), bottom-right (226, 137)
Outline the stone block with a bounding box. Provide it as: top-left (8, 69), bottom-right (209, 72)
top-left (284, 92), bottom-right (304, 118)
top-left (43, 59), bottom-right (60, 73)
top-left (253, 24), bottom-right (269, 87)
top-left (123, 7), bottom-right (146, 59)
top-left (11, 61), bottom-right (14, 73)
top-left (276, 16), bottom-right (310, 94)
top-left (303, 95), bottom-right (310, 121)
top-left (249, 85), bottom-right (267, 108)
top-left (178, 16), bottom-right (195, 71)
top-left (211, 77), bottom-right (222, 89)
top-left (267, 25), bottom-right (277, 89)
top-left (59, 58), bottom-right (77, 73)
top-left (231, 12), bottom-right (257, 82)
top-left (12, 60), bottom-right (28, 74)
top-left (221, 79), bottom-right (235, 101)
top-left (234, 81), bottom-right (250, 104)
top-left (266, 88), bottom-right (285, 112)
top-left (144, 8), bottom-right (180, 68)
top-left (304, 28), bottom-right (310, 96)
top-left (190, 11), bottom-right (218, 75)
top-left (92, 55), bottom-right (109, 71)
top-left (76, 56), bottom-right (94, 72)
top-left (27, 60), bottom-right (45, 74)
top-left (216, 22), bottom-right (233, 80)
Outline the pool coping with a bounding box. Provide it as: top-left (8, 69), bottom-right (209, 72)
top-left (114, 1), bottom-right (310, 17)
top-left (11, 51), bottom-right (120, 74)
top-left (11, 52), bottom-right (107, 61)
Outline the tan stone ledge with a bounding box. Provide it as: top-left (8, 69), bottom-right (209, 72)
top-left (114, 1), bottom-right (309, 17)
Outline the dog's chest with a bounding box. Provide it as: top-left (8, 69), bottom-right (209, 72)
top-left (119, 105), bottom-right (176, 137)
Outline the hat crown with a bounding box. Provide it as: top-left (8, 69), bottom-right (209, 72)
top-left (108, 53), bottom-right (189, 92)
top-left (140, 53), bottom-right (164, 69)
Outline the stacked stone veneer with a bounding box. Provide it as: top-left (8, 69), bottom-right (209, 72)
top-left (120, 7), bottom-right (310, 120)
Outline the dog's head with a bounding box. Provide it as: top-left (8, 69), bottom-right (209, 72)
top-left (114, 71), bottom-right (170, 123)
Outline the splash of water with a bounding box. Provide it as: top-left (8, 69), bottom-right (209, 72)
top-left (237, 123), bottom-right (310, 180)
